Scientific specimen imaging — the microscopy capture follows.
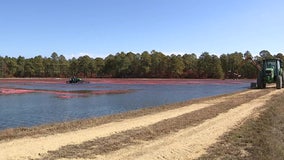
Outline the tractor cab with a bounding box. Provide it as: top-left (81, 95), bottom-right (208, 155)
top-left (257, 58), bottom-right (284, 89)
top-left (263, 59), bottom-right (278, 83)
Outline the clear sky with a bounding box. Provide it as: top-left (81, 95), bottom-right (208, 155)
top-left (1, 0), bottom-right (284, 59)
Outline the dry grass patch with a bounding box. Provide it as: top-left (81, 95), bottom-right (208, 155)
top-left (199, 90), bottom-right (284, 160)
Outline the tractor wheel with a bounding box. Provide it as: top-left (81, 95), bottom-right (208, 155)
top-left (257, 72), bottom-right (264, 89)
top-left (276, 75), bottom-right (282, 89)
top-left (263, 83), bottom-right (266, 88)
top-left (282, 73), bottom-right (284, 88)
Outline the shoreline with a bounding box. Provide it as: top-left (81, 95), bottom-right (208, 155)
top-left (0, 77), bottom-right (254, 84)
top-left (0, 88), bottom-right (277, 160)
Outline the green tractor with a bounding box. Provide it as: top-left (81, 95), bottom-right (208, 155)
top-left (256, 58), bottom-right (284, 89)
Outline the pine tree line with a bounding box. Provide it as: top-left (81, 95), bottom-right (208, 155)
top-left (0, 50), bottom-right (283, 79)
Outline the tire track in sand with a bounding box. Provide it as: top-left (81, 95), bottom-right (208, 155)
top-left (0, 90), bottom-right (252, 160)
top-left (97, 89), bottom-right (283, 160)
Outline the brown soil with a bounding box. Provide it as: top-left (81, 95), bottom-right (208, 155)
top-left (0, 87), bottom-right (279, 160)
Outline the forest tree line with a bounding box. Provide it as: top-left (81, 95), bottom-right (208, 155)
top-left (0, 50), bottom-right (283, 79)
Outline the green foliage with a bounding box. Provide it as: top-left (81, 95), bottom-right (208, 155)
top-left (182, 53), bottom-right (198, 78)
top-left (139, 51), bottom-right (152, 77)
top-left (0, 50), bottom-right (281, 79)
top-left (168, 54), bottom-right (185, 78)
top-left (220, 52), bottom-right (244, 79)
top-left (197, 52), bottom-right (224, 79)
top-left (93, 58), bottom-right (104, 77)
top-left (78, 55), bottom-right (92, 78)
top-left (16, 56), bottom-right (25, 77)
top-left (150, 50), bottom-right (168, 78)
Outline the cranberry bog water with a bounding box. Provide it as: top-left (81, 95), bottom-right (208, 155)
top-left (0, 78), bottom-right (252, 130)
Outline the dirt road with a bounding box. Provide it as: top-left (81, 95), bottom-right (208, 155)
top-left (0, 88), bottom-right (281, 160)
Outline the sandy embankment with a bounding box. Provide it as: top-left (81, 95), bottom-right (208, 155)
top-left (0, 89), bottom-right (280, 160)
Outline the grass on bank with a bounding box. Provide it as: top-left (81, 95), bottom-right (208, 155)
top-left (199, 91), bottom-right (284, 160)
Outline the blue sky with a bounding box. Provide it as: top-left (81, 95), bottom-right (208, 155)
top-left (1, 0), bottom-right (284, 59)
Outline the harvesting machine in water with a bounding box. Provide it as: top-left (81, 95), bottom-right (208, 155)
top-left (66, 76), bottom-right (89, 84)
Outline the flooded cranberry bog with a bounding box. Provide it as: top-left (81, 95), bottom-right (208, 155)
top-left (0, 78), bottom-right (252, 130)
